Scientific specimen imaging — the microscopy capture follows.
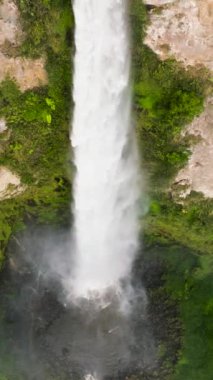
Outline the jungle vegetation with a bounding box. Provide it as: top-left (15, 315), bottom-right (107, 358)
top-left (130, 2), bottom-right (213, 380)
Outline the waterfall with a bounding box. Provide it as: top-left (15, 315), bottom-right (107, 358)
top-left (71, 0), bottom-right (140, 299)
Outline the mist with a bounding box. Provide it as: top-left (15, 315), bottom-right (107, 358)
top-left (0, 224), bottom-right (156, 380)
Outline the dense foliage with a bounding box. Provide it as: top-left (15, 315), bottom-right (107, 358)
top-left (130, 1), bottom-right (206, 185)
top-left (17, 0), bottom-right (74, 57)
top-left (0, 0), bottom-right (73, 265)
top-left (131, 2), bottom-right (213, 380)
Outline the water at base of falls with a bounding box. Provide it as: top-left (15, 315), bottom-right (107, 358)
top-left (70, 0), bottom-right (140, 299)
top-left (84, 374), bottom-right (98, 380)
top-left (0, 226), bottom-right (156, 380)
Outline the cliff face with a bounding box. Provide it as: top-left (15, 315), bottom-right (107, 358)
top-left (144, 0), bottom-right (213, 71)
top-left (0, 0), bottom-right (72, 267)
top-left (144, 0), bottom-right (213, 199)
top-left (0, 0), bottom-right (47, 90)
top-left (0, 0), bottom-right (47, 200)
top-left (173, 96), bottom-right (213, 199)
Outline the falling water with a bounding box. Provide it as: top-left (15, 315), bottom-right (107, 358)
top-left (71, 0), bottom-right (140, 299)
top-left (0, 3), bottom-right (157, 379)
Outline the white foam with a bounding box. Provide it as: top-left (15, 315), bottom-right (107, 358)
top-left (70, 0), bottom-right (140, 298)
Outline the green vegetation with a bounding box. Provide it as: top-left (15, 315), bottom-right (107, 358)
top-left (0, 78), bottom-right (70, 185)
top-left (144, 243), bottom-right (213, 380)
top-left (143, 192), bottom-right (213, 380)
top-left (130, 0), bottom-right (207, 185)
top-left (0, 0), bottom-right (73, 265)
top-left (173, 256), bottom-right (213, 380)
top-left (0, 198), bottom-right (24, 270)
top-left (131, 2), bottom-right (213, 380)
top-left (16, 0), bottom-right (74, 57)
top-left (131, 1), bottom-right (212, 256)
top-left (135, 70), bottom-right (204, 182)
top-left (145, 192), bottom-right (213, 255)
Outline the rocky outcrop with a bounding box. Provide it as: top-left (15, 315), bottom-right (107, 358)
top-left (0, 0), bottom-right (49, 199)
top-left (173, 97), bottom-right (213, 199)
top-left (144, 0), bottom-right (213, 72)
top-left (144, 0), bottom-right (175, 5)
top-left (0, 0), bottom-right (47, 91)
top-left (0, 0), bottom-right (22, 46)
top-left (0, 166), bottom-right (25, 199)
top-left (0, 118), bottom-right (7, 133)
top-left (0, 52), bottom-right (47, 91)
top-left (144, 0), bottom-right (213, 199)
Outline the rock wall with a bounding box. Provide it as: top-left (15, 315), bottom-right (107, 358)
top-left (144, 0), bottom-right (213, 199)
top-left (0, 0), bottom-right (47, 199)
top-left (173, 97), bottom-right (213, 199)
top-left (0, 0), bottom-right (47, 91)
top-left (144, 0), bottom-right (213, 71)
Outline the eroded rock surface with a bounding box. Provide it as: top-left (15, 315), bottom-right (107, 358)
top-left (0, 52), bottom-right (47, 91)
top-left (0, 0), bottom-right (22, 45)
top-left (0, 0), bottom-right (48, 199)
top-left (144, 0), bottom-right (213, 71)
top-left (0, 0), bottom-right (47, 91)
top-left (144, 0), bottom-right (213, 199)
top-left (173, 97), bottom-right (213, 199)
top-left (144, 0), bottom-right (175, 5)
top-left (0, 118), bottom-right (7, 133)
top-left (0, 166), bottom-right (25, 199)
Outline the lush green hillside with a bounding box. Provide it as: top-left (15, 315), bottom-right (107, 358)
top-left (0, 0), bottom-right (73, 267)
top-left (131, 2), bottom-right (213, 379)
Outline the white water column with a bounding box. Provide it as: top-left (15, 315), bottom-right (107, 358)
top-left (71, 0), bottom-right (140, 298)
